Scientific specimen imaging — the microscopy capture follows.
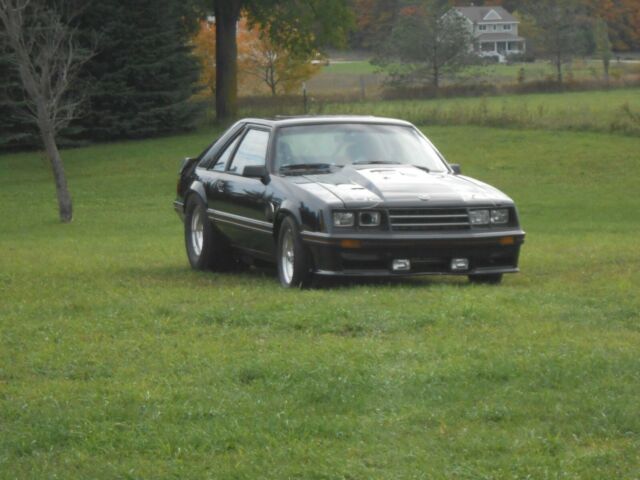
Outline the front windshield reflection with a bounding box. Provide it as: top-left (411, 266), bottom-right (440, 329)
top-left (274, 123), bottom-right (448, 173)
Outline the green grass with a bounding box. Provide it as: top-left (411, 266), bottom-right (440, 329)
top-left (1, 123), bottom-right (639, 478)
top-left (319, 59), bottom-right (639, 80)
top-left (321, 60), bottom-right (380, 75)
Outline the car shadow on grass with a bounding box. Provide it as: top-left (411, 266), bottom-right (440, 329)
top-left (127, 262), bottom-right (473, 290)
top-left (236, 263), bottom-right (470, 290)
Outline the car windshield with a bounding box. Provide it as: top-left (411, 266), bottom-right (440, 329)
top-left (274, 123), bottom-right (449, 173)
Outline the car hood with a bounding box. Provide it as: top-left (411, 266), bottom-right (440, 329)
top-left (297, 165), bottom-right (513, 208)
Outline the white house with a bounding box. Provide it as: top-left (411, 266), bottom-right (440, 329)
top-left (454, 6), bottom-right (525, 63)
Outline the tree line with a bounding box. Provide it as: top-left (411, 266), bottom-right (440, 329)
top-left (0, 0), bottom-right (351, 221)
top-left (350, 0), bottom-right (640, 53)
top-left (357, 0), bottom-right (639, 89)
top-left (0, 0), bottom-right (638, 221)
top-left (2, 0), bottom-right (637, 150)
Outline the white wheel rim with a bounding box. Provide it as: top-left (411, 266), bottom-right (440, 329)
top-left (281, 227), bottom-right (294, 284)
top-left (191, 209), bottom-right (204, 256)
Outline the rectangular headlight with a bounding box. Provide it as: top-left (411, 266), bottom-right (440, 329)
top-left (359, 211), bottom-right (381, 227)
top-left (333, 211), bottom-right (355, 227)
top-left (491, 209), bottom-right (509, 225)
top-left (469, 209), bottom-right (490, 225)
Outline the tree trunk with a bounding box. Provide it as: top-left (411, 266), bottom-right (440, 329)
top-left (40, 125), bottom-right (72, 222)
top-left (215, 3), bottom-right (241, 120)
top-left (269, 66), bottom-right (277, 96)
top-left (432, 42), bottom-right (439, 89)
top-left (555, 54), bottom-right (563, 84)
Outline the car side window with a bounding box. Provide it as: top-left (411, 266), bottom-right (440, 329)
top-left (211, 135), bottom-right (241, 171)
top-left (227, 129), bottom-right (269, 174)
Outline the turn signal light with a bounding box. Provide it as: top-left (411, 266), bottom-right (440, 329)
top-left (340, 239), bottom-right (362, 249)
top-left (499, 236), bottom-right (515, 246)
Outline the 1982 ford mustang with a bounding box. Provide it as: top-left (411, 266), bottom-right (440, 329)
top-left (174, 116), bottom-right (525, 287)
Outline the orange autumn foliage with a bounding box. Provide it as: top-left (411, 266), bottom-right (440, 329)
top-left (192, 17), bottom-right (321, 97)
top-left (582, 0), bottom-right (640, 51)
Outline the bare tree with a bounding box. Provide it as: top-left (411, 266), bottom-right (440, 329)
top-left (594, 17), bottom-right (612, 85)
top-left (525, 0), bottom-right (586, 84)
top-left (0, 0), bottom-right (92, 222)
top-left (375, 0), bottom-right (473, 89)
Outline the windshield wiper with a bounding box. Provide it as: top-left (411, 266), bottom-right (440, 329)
top-left (411, 165), bottom-right (431, 173)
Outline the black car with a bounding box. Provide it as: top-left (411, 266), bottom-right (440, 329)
top-left (174, 116), bottom-right (525, 287)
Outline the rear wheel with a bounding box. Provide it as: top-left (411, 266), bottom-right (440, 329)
top-left (184, 195), bottom-right (230, 270)
top-left (468, 273), bottom-right (503, 285)
top-left (277, 217), bottom-right (312, 288)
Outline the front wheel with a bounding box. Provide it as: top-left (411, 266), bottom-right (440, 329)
top-left (468, 273), bottom-right (503, 285)
top-left (277, 217), bottom-right (312, 288)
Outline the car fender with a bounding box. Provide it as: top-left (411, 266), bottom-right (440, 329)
top-left (184, 180), bottom-right (207, 210)
top-left (273, 202), bottom-right (301, 239)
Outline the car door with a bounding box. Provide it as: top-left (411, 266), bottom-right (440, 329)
top-left (198, 127), bottom-right (241, 227)
top-left (207, 126), bottom-right (274, 256)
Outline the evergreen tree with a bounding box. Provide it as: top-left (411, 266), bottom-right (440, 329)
top-left (74, 0), bottom-right (202, 141)
top-left (0, 39), bottom-right (39, 149)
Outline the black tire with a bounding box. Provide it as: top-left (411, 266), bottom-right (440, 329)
top-left (184, 195), bottom-right (230, 271)
top-left (276, 216), bottom-right (312, 288)
top-left (468, 273), bottom-right (503, 285)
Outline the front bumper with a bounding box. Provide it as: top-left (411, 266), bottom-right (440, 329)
top-left (301, 230), bottom-right (525, 276)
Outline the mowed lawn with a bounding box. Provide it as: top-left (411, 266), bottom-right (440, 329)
top-left (0, 124), bottom-right (639, 478)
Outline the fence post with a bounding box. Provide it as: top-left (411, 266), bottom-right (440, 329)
top-left (302, 82), bottom-right (308, 114)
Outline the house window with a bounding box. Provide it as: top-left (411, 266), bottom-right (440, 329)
top-left (503, 24), bottom-right (512, 31)
top-left (493, 25), bottom-right (498, 31)
top-left (481, 43), bottom-right (494, 52)
top-left (478, 25), bottom-right (487, 31)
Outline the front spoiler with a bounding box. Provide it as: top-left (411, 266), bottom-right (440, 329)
top-left (314, 267), bottom-right (520, 277)
top-left (300, 229), bottom-right (525, 277)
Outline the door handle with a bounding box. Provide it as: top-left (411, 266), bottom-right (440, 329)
top-left (215, 180), bottom-right (225, 192)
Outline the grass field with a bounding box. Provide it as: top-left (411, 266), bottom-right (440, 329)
top-left (241, 88), bottom-right (640, 136)
top-left (318, 88), bottom-right (640, 135)
top-left (307, 59), bottom-right (640, 96)
top-left (320, 59), bottom-right (640, 80)
top-left (1, 122), bottom-right (639, 478)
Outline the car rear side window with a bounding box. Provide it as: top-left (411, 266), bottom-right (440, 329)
top-left (211, 135), bottom-right (241, 171)
top-left (228, 129), bottom-right (269, 174)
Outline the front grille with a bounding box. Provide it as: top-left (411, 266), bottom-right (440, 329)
top-left (388, 208), bottom-right (470, 232)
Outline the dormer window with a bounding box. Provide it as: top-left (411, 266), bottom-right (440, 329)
top-left (493, 25), bottom-right (498, 31)
top-left (503, 24), bottom-right (512, 31)
top-left (479, 25), bottom-right (487, 31)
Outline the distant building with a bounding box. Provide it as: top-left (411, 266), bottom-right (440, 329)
top-left (454, 6), bottom-right (525, 63)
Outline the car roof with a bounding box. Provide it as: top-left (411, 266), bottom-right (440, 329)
top-left (238, 115), bottom-right (414, 128)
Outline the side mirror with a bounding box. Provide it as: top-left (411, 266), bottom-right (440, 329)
top-left (243, 165), bottom-right (269, 182)
top-left (450, 163), bottom-right (462, 175)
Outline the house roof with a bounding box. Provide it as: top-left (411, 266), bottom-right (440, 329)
top-left (476, 33), bottom-right (524, 42)
top-left (455, 6), bottom-right (518, 23)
